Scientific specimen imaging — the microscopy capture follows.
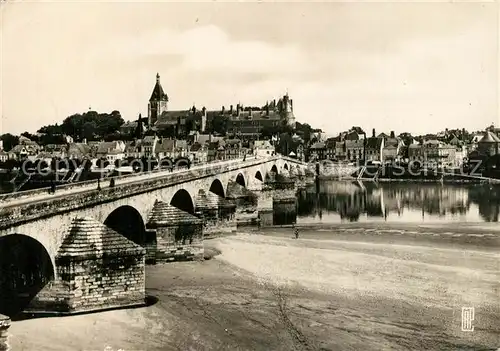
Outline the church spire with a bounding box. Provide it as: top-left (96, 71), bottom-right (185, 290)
top-left (149, 73), bottom-right (168, 102)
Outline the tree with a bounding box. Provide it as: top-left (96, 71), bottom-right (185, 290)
top-left (20, 131), bottom-right (39, 143)
top-left (209, 114), bottom-right (229, 135)
top-left (58, 110), bottom-right (124, 141)
top-left (0, 133), bottom-right (19, 151)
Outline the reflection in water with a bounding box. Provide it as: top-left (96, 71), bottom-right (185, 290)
top-left (297, 181), bottom-right (500, 223)
top-left (273, 201), bottom-right (297, 226)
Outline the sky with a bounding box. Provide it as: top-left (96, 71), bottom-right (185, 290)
top-left (1, 0), bottom-right (498, 137)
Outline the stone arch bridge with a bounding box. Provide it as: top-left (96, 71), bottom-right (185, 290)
top-left (0, 156), bottom-right (305, 279)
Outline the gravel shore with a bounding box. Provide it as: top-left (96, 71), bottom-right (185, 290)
top-left (8, 224), bottom-right (500, 351)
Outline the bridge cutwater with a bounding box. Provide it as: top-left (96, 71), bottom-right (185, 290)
top-left (0, 155), bottom-right (308, 317)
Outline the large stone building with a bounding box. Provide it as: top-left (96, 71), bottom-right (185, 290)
top-left (122, 73), bottom-right (296, 140)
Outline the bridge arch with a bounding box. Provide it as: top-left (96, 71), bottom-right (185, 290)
top-left (0, 234), bottom-right (54, 317)
top-left (270, 164), bottom-right (278, 174)
top-left (255, 171), bottom-right (263, 182)
top-left (170, 189), bottom-right (195, 214)
top-left (235, 173), bottom-right (246, 187)
top-left (104, 205), bottom-right (146, 245)
top-left (209, 178), bottom-right (225, 198)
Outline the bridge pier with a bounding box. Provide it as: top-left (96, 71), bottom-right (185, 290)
top-left (27, 217), bottom-right (146, 315)
top-left (247, 177), bottom-right (263, 192)
top-left (217, 197), bottom-right (238, 232)
top-left (195, 191), bottom-right (220, 237)
top-left (256, 191), bottom-right (274, 227)
top-left (195, 191), bottom-right (236, 237)
top-left (146, 201), bottom-right (204, 263)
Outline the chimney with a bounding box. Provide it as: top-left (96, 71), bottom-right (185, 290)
top-left (236, 103), bottom-right (241, 116)
top-left (222, 105), bottom-right (225, 114)
top-left (265, 101), bottom-right (270, 115)
top-left (230, 105), bottom-right (233, 114)
top-left (390, 131), bottom-right (395, 138)
top-left (372, 129), bottom-right (375, 138)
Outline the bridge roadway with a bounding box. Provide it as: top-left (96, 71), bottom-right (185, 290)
top-left (0, 155), bottom-right (305, 229)
top-left (0, 155), bottom-right (301, 209)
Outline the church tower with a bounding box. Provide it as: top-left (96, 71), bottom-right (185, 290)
top-left (148, 73), bottom-right (169, 126)
top-left (280, 92), bottom-right (296, 128)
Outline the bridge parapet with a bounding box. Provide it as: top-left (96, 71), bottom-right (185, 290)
top-left (0, 156), bottom-right (280, 229)
top-left (0, 156), bottom-right (278, 206)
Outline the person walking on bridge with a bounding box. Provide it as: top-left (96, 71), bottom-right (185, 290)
top-left (293, 223), bottom-right (299, 239)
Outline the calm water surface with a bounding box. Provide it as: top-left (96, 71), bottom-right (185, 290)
top-left (296, 181), bottom-right (500, 224)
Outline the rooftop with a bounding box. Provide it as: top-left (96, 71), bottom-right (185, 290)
top-left (57, 217), bottom-right (145, 259)
top-left (146, 201), bottom-right (202, 228)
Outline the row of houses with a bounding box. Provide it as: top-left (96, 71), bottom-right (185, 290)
top-left (308, 128), bottom-right (469, 167)
top-left (0, 134), bottom-right (276, 165)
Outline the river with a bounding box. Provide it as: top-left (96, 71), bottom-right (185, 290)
top-left (296, 180), bottom-right (500, 224)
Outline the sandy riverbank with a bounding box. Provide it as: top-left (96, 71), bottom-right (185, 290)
top-left (7, 225), bottom-right (500, 351)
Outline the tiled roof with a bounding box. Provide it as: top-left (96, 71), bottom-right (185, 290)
top-left (67, 143), bottom-right (91, 157)
top-left (229, 110), bottom-right (281, 121)
top-left (310, 142), bottom-right (326, 149)
top-left (36, 152), bottom-right (53, 158)
top-left (189, 142), bottom-right (202, 152)
top-left (479, 131), bottom-right (500, 143)
top-left (97, 141), bottom-right (121, 154)
top-left (146, 201), bottom-right (202, 228)
top-left (226, 181), bottom-right (253, 199)
top-left (195, 191), bottom-right (220, 210)
top-left (176, 140), bottom-right (188, 150)
top-left (10, 145), bottom-right (26, 153)
top-left (196, 134), bottom-right (212, 145)
top-left (154, 139), bottom-right (175, 153)
top-left (158, 110), bottom-right (189, 120)
top-left (345, 140), bottom-right (363, 147)
top-left (150, 76), bottom-right (168, 101)
top-left (57, 217), bottom-right (145, 259)
top-left (254, 140), bottom-right (273, 149)
top-left (365, 137), bottom-right (383, 149)
top-left (384, 138), bottom-right (399, 148)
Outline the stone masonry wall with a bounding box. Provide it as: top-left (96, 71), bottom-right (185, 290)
top-left (144, 230), bottom-right (158, 264)
top-left (54, 254), bottom-right (145, 313)
top-left (155, 224), bottom-right (204, 262)
top-left (0, 315), bottom-right (10, 351)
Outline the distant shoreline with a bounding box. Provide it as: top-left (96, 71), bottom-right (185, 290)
top-left (317, 175), bottom-right (498, 184)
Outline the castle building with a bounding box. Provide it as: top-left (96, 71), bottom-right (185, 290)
top-left (135, 73), bottom-right (296, 140)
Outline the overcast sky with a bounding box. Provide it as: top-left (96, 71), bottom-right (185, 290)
top-left (1, 1), bottom-right (498, 136)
